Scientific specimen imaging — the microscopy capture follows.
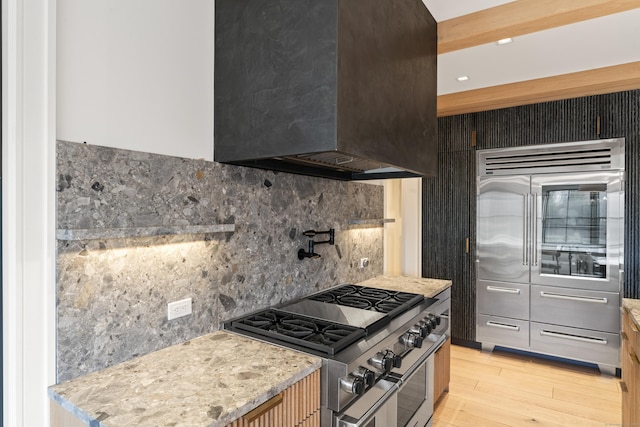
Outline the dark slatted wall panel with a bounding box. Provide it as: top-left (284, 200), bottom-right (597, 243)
top-left (607, 90), bottom-right (640, 299)
top-left (423, 115), bottom-right (476, 341)
top-left (475, 96), bottom-right (600, 150)
top-left (424, 89), bottom-right (640, 342)
top-left (630, 91), bottom-right (640, 299)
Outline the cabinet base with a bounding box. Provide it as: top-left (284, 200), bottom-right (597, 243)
top-left (598, 364), bottom-right (617, 377)
top-left (481, 343), bottom-right (495, 353)
top-left (477, 343), bottom-right (619, 376)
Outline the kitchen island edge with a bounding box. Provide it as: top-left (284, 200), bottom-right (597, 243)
top-left (49, 331), bottom-right (321, 427)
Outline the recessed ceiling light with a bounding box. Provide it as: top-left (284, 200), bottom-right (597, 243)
top-left (497, 38), bottom-right (513, 45)
top-left (456, 76), bottom-right (469, 82)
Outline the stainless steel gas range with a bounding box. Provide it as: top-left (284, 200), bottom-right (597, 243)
top-left (225, 284), bottom-right (450, 427)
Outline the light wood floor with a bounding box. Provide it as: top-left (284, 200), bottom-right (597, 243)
top-left (433, 345), bottom-right (622, 427)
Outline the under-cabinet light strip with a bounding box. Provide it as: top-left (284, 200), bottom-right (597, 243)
top-left (56, 224), bottom-right (236, 241)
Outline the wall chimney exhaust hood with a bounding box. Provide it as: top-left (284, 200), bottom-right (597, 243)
top-left (214, 0), bottom-right (437, 181)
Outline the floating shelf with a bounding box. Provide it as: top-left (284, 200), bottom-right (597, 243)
top-left (347, 218), bottom-right (395, 226)
top-left (56, 224), bottom-right (236, 241)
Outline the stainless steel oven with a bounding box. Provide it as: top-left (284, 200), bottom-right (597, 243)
top-left (334, 378), bottom-right (397, 427)
top-left (335, 340), bottom-right (439, 427)
top-left (225, 284), bottom-right (451, 426)
top-left (393, 351), bottom-right (435, 427)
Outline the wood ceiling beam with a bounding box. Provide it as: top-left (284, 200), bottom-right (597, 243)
top-left (437, 61), bottom-right (640, 117)
top-left (438, 0), bottom-right (640, 54)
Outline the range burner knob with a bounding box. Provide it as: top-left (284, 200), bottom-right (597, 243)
top-left (427, 313), bottom-right (441, 326)
top-left (423, 314), bottom-right (438, 329)
top-left (400, 332), bottom-right (423, 349)
top-left (408, 324), bottom-right (423, 338)
top-left (353, 366), bottom-right (375, 387)
top-left (411, 321), bottom-right (431, 337)
top-left (392, 353), bottom-right (402, 369)
top-left (340, 374), bottom-right (365, 395)
top-left (369, 352), bottom-right (392, 372)
top-left (422, 320), bottom-right (434, 334)
top-left (369, 351), bottom-right (400, 372)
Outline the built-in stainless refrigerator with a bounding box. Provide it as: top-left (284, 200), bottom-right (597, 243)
top-left (476, 138), bottom-right (625, 375)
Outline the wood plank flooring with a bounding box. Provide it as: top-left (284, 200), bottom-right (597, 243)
top-left (433, 345), bottom-right (622, 427)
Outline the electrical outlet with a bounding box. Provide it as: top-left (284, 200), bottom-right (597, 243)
top-left (168, 298), bottom-right (192, 320)
top-left (359, 257), bottom-right (370, 269)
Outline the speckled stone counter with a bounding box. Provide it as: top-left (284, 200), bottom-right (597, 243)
top-left (357, 275), bottom-right (451, 298)
top-left (623, 298), bottom-right (640, 330)
top-left (49, 331), bottom-right (322, 427)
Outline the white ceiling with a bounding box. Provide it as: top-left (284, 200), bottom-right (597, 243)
top-left (422, 0), bottom-right (515, 22)
top-left (422, 1), bottom-right (640, 96)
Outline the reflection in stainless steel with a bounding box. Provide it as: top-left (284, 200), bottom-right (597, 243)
top-left (225, 283), bottom-right (451, 426)
top-left (477, 174), bottom-right (530, 284)
top-left (477, 170), bottom-right (623, 291)
top-left (279, 299), bottom-right (387, 330)
top-left (476, 138), bottom-right (624, 375)
top-left (530, 171), bottom-right (622, 290)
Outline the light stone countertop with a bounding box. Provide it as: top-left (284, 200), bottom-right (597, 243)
top-left (357, 275), bottom-right (452, 298)
top-left (49, 331), bottom-right (322, 427)
top-left (623, 298), bottom-right (640, 330)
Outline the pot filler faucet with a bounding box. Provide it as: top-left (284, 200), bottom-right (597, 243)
top-left (298, 228), bottom-right (335, 260)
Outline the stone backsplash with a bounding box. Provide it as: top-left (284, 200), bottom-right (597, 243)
top-left (56, 141), bottom-right (384, 381)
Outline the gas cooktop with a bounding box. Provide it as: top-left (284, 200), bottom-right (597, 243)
top-left (307, 284), bottom-right (423, 316)
top-left (226, 284), bottom-right (427, 356)
top-left (229, 309), bottom-right (365, 356)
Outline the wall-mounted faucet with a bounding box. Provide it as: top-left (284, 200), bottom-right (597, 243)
top-left (298, 240), bottom-right (321, 260)
top-left (298, 229), bottom-right (335, 260)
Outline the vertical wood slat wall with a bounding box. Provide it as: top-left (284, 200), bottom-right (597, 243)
top-left (225, 369), bottom-right (320, 427)
top-left (423, 89), bottom-right (640, 343)
top-left (422, 148), bottom-right (475, 343)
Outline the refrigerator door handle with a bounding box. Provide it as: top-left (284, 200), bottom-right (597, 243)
top-left (539, 291), bottom-right (608, 304)
top-left (486, 321), bottom-right (520, 331)
top-left (487, 286), bottom-right (521, 294)
top-left (539, 330), bottom-right (607, 345)
top-left (532, 193), bottom-right (538, 267)
top-left (523, 194), bottom-right (528, 265)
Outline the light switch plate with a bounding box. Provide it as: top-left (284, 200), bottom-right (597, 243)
top-left (168, 298), bottom-right (192, 320)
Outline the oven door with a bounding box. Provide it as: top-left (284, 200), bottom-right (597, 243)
top-left (335, 379), bottom-right (398, 427)
top-left (336, 340), bottom-right (441, 427)
top-left (392, 349), bottom-right (435, 427)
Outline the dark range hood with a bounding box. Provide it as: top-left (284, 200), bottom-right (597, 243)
top-left (214, 0), bottom-right (437, 180)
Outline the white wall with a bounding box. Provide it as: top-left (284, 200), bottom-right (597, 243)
top-left (401, 178), bottom-right (422, 277)
top-left (383, 178), bottom-right (422, 277)
top-left (56, 0), bottom-right (214, 160)
top-left (3, 0), bottom-right (57, 425)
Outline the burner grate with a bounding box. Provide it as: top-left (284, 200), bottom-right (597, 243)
top-left (359, 288), bottom-right (393, 299)
top-left (374, 300), bottom-right (402, 313)
top-left (394, 292), bottom-right (418, 303)
top-left (277, 318), bottom-right (318, 338)
top-left (309, 285), bottom-right (424, 320)
top-left (337, 295), bottom-right (373, 310)
top-left (230, 309), bottom-right (365, 356)
top-left (243, 312), bottom-right (278, 327)
top-left (333, 285), bottom-right (359, 295)
top-left (310, 293), bottom-right (337, 303)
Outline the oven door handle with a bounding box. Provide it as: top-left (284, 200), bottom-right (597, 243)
top-left (335, 379), bottom-right (398, 427)
top-left (389, 333), bottom-right (446, 379)
top-left (405, 334), bottom-right (445, 380)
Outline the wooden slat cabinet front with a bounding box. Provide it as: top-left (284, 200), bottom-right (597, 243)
top-left (433, 337), bottom-right (451, 403)
top-left (50, 401), bottom-right (88, 427)
top-left (226, 369), bottom-right (320, 427)
top-left (621, 307), bottom-right (640, 426)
